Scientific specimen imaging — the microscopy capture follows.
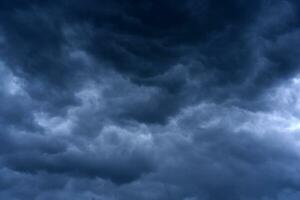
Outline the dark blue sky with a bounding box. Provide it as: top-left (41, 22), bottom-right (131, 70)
top-left (1, 0), bottom-right (300, 199)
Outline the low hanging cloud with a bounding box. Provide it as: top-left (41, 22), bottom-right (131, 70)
top-left (1, 0), bottom-right (300, 200)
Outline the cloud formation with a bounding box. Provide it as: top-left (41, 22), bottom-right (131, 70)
top-left (1, 0), bottom-right (300, 199)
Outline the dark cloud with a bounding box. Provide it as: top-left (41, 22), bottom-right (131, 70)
top-left (1, 0), bottom-right (300, 199)
top-left (1, 0), bottom-right (300, 123)
top-left (2, 148), bottom-right (154, 185)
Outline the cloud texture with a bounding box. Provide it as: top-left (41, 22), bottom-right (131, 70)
top-left (1, 0), bottom-right (300, 199)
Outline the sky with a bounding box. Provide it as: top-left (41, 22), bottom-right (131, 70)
top-left (1, 0), bottom-right (300, 199)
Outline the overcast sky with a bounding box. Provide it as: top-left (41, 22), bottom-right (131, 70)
top-left (1, 0), bottom-right (300, 199)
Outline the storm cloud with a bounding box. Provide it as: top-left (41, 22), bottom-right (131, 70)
top-left (1, 0), bottom-right (300, 199)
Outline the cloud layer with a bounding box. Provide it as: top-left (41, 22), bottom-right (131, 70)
top-left (1, 0), bottom-right (300, 199)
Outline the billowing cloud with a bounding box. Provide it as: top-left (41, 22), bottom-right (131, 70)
top-left (1, 0), bottom-right (300, 200)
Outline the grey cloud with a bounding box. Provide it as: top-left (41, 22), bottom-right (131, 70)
top-left (1, 1), bottom-right (300, 200)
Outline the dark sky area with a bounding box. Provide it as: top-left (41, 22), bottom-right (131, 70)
top-left (1, 0), bottom-right (300, 199)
